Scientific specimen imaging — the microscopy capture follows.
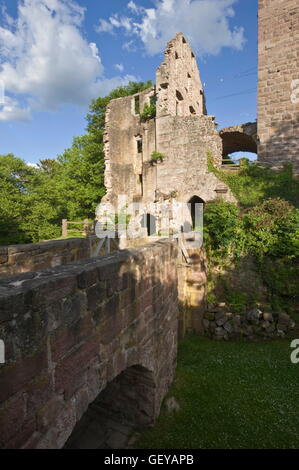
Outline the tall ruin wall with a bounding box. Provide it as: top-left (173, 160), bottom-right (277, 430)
top-left (258, 0), bottom-right (299, 173)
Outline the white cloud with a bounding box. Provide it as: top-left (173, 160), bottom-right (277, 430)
top-left (115, 63), bottom-right (124, 72)
top-left (0, 0), bottom-right (136, 121)
top-left (96, 18), bottom-right (115, 34)
top-left (98, 0), bottom-right (246, 56)
top-left (122, 40), bottom-right (137, 52)
top-left (0, 96), bottom-right (31, 122)
top-left (127, 1), bottom-right (143, 14)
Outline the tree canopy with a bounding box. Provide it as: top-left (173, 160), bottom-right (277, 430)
top-left (0, 81), bottom-right (152, 245)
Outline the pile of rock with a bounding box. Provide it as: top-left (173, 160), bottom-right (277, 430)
top-left (203, 304), bottom-right (296, 340)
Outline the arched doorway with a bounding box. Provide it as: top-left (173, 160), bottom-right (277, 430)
top-left (188, 196), bottom-right (205, 231)
top-left (64, 365), bottom-right (155, 449)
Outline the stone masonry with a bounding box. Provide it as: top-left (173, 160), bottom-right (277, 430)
top-left (0, 240), bottom-right (178, 449)
top-left (258, 0), bottom-right (299, 173)
top-left (100, 33), bottom-right (235, 337)
top-left (0, 237), bottom-right (120, 279)
top-left (102, 33), bottom-right (235, 223)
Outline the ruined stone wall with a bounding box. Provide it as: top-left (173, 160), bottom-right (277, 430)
top-left (0, 237), bottom-right (118, 279)
top-left (103, 87), bottom-right (156, 206)
top-left (258, 0), bottom-right (299, 173)
top-left (0, 240), bottom-right (178, 449)
top-left (155, 115), bottom-right (235, 203)
top-left (156, 33), bottom-right (206, 118)
top-left (177, 248), bottom-right (208, 338)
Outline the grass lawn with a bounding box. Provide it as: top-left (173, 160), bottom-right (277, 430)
top-left (136, 336), bottom-right (299, 449)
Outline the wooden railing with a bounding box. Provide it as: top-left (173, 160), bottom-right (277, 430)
top-left (61, 219), bottom-right (94, 238)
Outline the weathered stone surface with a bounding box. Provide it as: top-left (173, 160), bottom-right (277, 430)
top-left (220, 122), bottom-right (258, 157)
top-left (215, 327), bottom-right (226, 336)
top-left (0, 237), bottom-right (120, 279)
top-left (258, 0), bottom-right (299, 174)
top-left (223, 321), bottom-right (233, 333)
top-left (215, 311), bottom-right (226, 322)
top-left (263, 312), bottom-right (274, 322)
top-left (0, 240), bottom-right (179, 449)
top-left (246, 309), bottom-right (263, 323)
top-left (204, 305), bottom-right (296, 341)
top-left (278, 312), bottom-right (292, 326)
top-left (216, 316), bottom-right (227, 327)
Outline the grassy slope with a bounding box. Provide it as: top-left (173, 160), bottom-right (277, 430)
top-left (136, 336), bottom-right (299, 449)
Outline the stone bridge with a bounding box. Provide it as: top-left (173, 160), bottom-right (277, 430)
top-left (220, 122), bottom-right (258, 157)
top-left (0, 240), bottom-right (178, 449)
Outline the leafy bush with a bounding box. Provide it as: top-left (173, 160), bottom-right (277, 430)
top-left (243, 198), bottom-right (299, 259)
top-left (204, 197), bottom-right (298, 261)
top-left (203, 200), bottom-right (243, 257)
top-left (150, 151), bottom-right (165, 163)
top-left (207, 153), bottom-right (299, 208)
top-left (226, 290), bottom-right (248, 314)
top-left (140, 103), bottom-right (156, 120)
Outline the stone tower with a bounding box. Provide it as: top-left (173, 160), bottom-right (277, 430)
top-left (258, 0), bottom-right (299, 173)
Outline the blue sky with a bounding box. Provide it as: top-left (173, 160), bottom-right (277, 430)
top-left (0, 0), bottom-right (258, 164)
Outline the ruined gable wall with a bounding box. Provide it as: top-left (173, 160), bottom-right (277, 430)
top-left (258, 0), bottom-right (299, 172)
top-left (156, 33), bottom-right (206, 118)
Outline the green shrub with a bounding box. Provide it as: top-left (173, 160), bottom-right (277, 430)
top-left (243, 198), bottom-right (299, 259)
top-left (226, 290), bottom-right (248, 314)
top-left (207, 153), bottom-right (299, 208)
top-left (150, 151), bottom-right (165, 163)
top-left (203, 199), bottom-right (243, 258)
top-left (140, 103), bottom-right (156, 120)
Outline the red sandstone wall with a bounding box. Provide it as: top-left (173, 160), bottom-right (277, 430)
top-left (0, 237), bottom-right (120, 279)
top-left (258, 0), bottom-right (299, 172)
top-left (0, 240), bottom-right (178, 449)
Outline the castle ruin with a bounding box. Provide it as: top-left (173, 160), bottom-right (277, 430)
top-left (101, 33), bottom-right (236, 238)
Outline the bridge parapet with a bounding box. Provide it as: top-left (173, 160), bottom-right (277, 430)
top-left (0, 239), bottom-right (178, 449)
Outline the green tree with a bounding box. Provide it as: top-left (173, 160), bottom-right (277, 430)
top-left (87, 81), bottom-right (152, 136)
top-left (0, 154), bottom-right (33, 244)
top-left (0, 81), bottom-right (153, 245)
